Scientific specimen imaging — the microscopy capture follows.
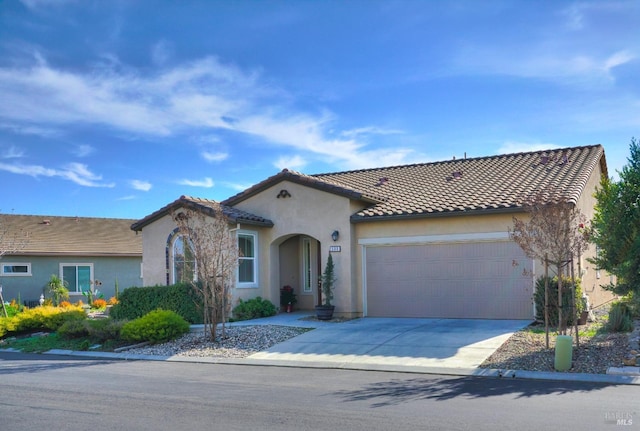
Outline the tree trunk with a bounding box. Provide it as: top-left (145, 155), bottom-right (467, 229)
top-left (544, 255), bottom-right (549, 349)
top-left (571, 255), bottom-right (579, 348)
top-left (557, 264), bottom-right (564, 335)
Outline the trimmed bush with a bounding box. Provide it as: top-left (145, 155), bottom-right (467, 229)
top-left (607, 301), bottom-right (634, 332)
top-left (120, 309), bottom-right (190, 344)
top-left (232, 297), bottom-right (277, 321)
top-left (534, 276), bottom-right (584, 326)
top-left (109, 283), bottom-right (203, 324)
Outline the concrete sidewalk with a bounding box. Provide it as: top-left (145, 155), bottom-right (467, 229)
top-left (10, 311), bottom-right (640, 386)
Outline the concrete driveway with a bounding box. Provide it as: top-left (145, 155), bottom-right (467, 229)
top-left (241, 312), bottom-right (531, 371)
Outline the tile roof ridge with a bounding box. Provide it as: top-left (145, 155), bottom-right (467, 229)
top-left (313, 144), bottom-right (603, 176)
top-left (3, 213), bottom-right (138, 222)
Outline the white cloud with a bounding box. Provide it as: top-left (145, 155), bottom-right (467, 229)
top-left (1, 145), bottom-right (25, 159)
top-left (130, 179), bottom-right (152, 191)
top-left (0, 122), bottom-right (60, 138)
top-left (202, 151), bottom-right (228, 163)
top-left (73, 144), bottom-right (94, 157)
top-left (274, 154), bottom-right (307, 170)
top-left (20, 0), bottom-right (76, 10)
top-left (341, 126), bottom-right (404, 138)
top-left (0, 161), bottom-right (114, 187)
top-left (178, 177), bottom-right (214, 188)
top-left (151, 40), bottom-right (174, 66)
top-left (0, 54), bottom-right (420, 171)
top-left (221, 181), bottom-right (254, 191)
top-left (116, 195), bottom-right (136, 201)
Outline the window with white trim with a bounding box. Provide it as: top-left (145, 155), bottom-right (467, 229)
top-left (1, 263), bottom-right (31, 276)
top-left (60, 263), bottom-right (93, 292)
top-left (172, 235), bottom-right (196, 284)
top-left (302, 238), bottom-right (313, 293)
top-left (237, 231), bottom-right (257, 287)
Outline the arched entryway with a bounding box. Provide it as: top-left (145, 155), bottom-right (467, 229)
top-left (276, 234), bottom-right (321, 311)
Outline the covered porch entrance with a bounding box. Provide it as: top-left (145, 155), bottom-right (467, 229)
top-left (277, 235), bottom-right (321, 311)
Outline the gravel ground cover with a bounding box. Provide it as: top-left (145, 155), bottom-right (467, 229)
top-left (480, 307), bottom-right (630, 374)
top-left (123, 325), bottom-right (312, 358)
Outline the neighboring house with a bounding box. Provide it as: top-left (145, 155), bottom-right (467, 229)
top-left (0, 215), bottom-right (142, 305)
top-left (132, 144), bottom-right (614, 320)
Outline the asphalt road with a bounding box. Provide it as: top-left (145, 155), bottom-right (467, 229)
top-left (0, 351), bottom-right (637, 431)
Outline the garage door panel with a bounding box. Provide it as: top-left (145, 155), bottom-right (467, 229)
top-left (366, 241), bottom-right (532, 319)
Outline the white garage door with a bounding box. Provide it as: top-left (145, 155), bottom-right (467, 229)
top-left (365, 241), bottom-right (533, 319)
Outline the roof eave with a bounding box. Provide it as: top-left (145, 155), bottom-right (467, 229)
top-left (350, 206), bottom-right (527, 223)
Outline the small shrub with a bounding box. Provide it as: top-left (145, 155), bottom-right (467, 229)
top-left (57, 319), bottom-right (90, 339)
top-left (86, 318), bottom-right (125, 342)
top-left (232, 297), bottom-right (277, 321)
top-left (534, 276), bottom-right (584, 326)
top-left (3, 303), bottom-right (21, 317)
top-left (92, 298), bottom-right (108, 310)
top-left (607, 302), bottom-right (634, 332)
top-left (120, 309), bottom-right (190, 344)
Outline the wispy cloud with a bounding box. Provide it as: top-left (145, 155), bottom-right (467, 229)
top-left (202, 151), bottom-right (228, 163)
top-left (177, 177), bottom-right (214, 188)
top-left (0, 161), bottom-right (114, 187)
top-left (72, 144), bottom-right (94, 157)
top-left (0, 122), bottom-right (60, 138)
top-left (0, 54), bottom-right (419, 170)
top-left (116, 195), bottom-right (136, 201)
top-left (1, 145), bottom-right (25, 159)
top-left (274, 154), bottom-right (307, 170)
top-left (130, 179), bottom-right (152, 191)
top-left (221, 181), bottom-right (254, 192)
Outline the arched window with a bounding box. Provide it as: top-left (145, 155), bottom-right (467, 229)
top-left (173, 235), bottom-right (196, 284)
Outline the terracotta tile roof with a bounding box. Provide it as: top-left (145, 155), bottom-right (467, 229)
top-left (222, 169), bottom-right (386, 206)
top-left (131, 195), bottom-right (274, 232)
top-left (312, 144), bottom-right (606, 221)
top-left (2, 215), bottom-right (142, 256)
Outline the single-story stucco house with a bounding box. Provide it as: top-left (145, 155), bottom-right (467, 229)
top-left (132, 144), bottom-right (614, 320)
top-left (0, 215), bottom-right (142, 305)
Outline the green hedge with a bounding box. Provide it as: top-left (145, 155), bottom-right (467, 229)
top-left (231, 297), bottom-right (277, 321)
top-left (109, 283), bottom-right (203, 324)
top-left (534, 276), bottom-right (585, 326)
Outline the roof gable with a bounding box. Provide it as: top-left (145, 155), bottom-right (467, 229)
top-left (131, 195), bottom-right (274, 231)
top-left (2, 214), bottom-right (142, 256)
top-left (221, 169), bottom-right (386, 207)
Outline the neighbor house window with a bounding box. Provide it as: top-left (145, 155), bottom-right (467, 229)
top-left (1, 263), bottom-right (31, 276)
top-left (237, 231), bottom-right (257, 287)
top-left (60, 263), bottom-right (93, 292)
top-left (172, 235), bottom-right (196, 284)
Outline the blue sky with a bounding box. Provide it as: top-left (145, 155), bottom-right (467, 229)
top-left (1, 0), bottom-right (638, 220)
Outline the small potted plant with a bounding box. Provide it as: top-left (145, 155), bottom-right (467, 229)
top-left (315, 253), bottom-right (336, 320)
top-left (280, 285), bottom-right (297, 313)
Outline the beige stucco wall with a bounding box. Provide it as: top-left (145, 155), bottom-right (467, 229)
top-left (574, 159), bottom-right (616, 308)
top-left (139, 214), bottom-right (176, 287)
top-left (233, 180), bottom-right (368, 315)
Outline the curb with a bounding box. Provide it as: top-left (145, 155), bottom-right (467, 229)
top-left (6, 348), bottom-right (638, 386)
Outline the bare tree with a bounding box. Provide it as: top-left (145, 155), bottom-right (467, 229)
top-left (171, 205), bottom-right (238, 341)
top-left (0, 212), bottom-right (30, 316)
top-left (509, 188), bottom-right (590, 347)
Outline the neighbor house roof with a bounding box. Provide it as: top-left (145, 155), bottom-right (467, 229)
top-left (314, 144), bottom-right (607, 221)
top-left (1, 215), bottom-right (142, 256)
top-left (131, 195), bottom-right (274, 232)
